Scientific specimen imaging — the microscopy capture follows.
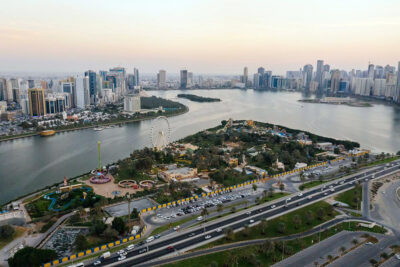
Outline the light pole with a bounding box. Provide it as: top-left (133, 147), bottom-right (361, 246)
top-left (127, 193), bottom-right (131, 223)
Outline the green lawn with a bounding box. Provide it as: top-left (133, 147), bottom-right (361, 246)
top-left (199, 201), bottom-right (338, 249)
top-left (335, 185), bottom-right (362, 210)
top-left (299, 180), bottom-right (327, 190)
top-left (150, 215), bottom-right (199, 236)
top-left (362, 156), bottom-right (399, 168)
top-left (162, 221), bottom-right (385, 267)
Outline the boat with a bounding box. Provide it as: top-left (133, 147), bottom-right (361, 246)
top-left (93, 127), bottom-right (104, 131)
top-left (40, 130), bottom-right (56, 137)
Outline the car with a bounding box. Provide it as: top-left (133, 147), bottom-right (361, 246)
top-left (146, 236), bottom-right (155, 243)
top-left (117, 249), bottom-right (125, 255)
top-left (76, 264), bottom-right (84, 267)
top-left (155, 234), bottom-right (161, 239)
top-left (188, 232), bottom-right (196, 237)
top-left (118, 255), bottom-right (126, 261)
top-left (197, 216), bottom-right (203, 221)
top-left (139, 248), bottom-right (147, 254)
top-left (167, 246), bottom-right (174, 251)
top-left (395, 254), bottom-right (400, 260)
top-left (340, 181), bottom-right (344, 184)
top-left (173, 226), bottom-right (180, 231)
top-left (216, 228), bottom-right (222, 232)
top-left (286, 198), bottom-right (291, 202)
top-left (205, 235), bottom-right (212, 239)
top-left (366, 242), bottom-right (373, 245)
top-left (249, 219), bottom-right (254, 223)
top-left (271, 205), bottom-right (276, 209)
top-left (324, 192), bottom-right (328, 196)
top-left (329, 185), bottom-right (333, 189)
top-left (246, 211), bottom-right (251, 215)
top-left (330, 188), bottom-right (335, 192)
top-left (93, 261), bottom-right (101, 266)
top-left (138, 241), bottom-right (145, 247)
top-left (127, 244), bottom-right (135, 251)
top-left (307, 196), bottom-right (312, 200)
top-left (297, 193), bottom-right (303, 197)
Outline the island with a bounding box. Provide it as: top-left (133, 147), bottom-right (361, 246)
top-left (177, 93), bottom-right (221, 102)
top-left (299, 97), bottom-right (372, 107)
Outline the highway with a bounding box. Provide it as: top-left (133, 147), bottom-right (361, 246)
top-left (86, 161), bottom-right (400, 267)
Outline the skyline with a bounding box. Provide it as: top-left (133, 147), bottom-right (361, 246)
top-left (1, 0), bottom-right (400, 74)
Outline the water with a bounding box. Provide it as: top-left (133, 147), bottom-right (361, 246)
top-left (1, 89), bottom-right (400, 205)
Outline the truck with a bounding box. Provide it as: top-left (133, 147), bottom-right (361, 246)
top-left (101, 251), bottom-right (111, 260)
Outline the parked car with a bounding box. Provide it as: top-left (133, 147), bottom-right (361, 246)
top-left (205, 235), bottom-right (212, 239)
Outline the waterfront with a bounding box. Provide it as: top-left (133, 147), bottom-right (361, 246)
top-left (1, 89), bottom-right (400, 205)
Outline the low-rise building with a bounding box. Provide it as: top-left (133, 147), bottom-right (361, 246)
top-left (159, 167), bottom-right (198, 182)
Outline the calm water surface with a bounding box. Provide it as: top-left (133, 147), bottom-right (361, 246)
top-left (1, 89), bottom-right (399, 204)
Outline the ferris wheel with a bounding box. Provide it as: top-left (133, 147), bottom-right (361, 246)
top-left (150, 116), bottom-right (171, 149)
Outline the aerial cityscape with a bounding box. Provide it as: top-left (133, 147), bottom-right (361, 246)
top-left (1, 1), bottom-right (400, 267)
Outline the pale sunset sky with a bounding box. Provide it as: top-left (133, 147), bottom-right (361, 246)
top-left (1, 0), bottom-right (399, 74)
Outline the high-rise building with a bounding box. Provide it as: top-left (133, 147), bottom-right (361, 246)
top-left (0, 78), bottom-right (7, 101)
top-left (61, 78), bottom-right (77, 108)
top-left (257, 67), bottom-right (265, 75)
top-left (180, 70), bottom-right (188, 89)
top-left (368, 64), bottom-right (375, 79)
top-left (330, 70), bottom-right (341, 94)
top-left (27, 80), bottom-right (35, 89)
top-left (396, 62), bottom-right (400, 102)
top-left (157, 70), bottom-right (167, 89)
top-left (134, 68), bottom-right (140, 86)
top-left (84, 70), bottom-right (97, 104)
top-left (127, 74), bottom-right (135, 90)
top-left (124, 94), bottom-right (141, 113)
top-left (303, 64), bottom-right (313, 90)
top-left (28, 88), bottom-right (46, 117)
top-left (315, 60), bottom-right (324, 90)
top-left (253, 73), bottom-right (261, 89)
top-left (241, 67), bottom-right (248, 85)
top-left (83, 76), bottom-right (90, 107)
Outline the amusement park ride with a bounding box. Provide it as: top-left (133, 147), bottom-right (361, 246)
top-left (89, 141), bottom-right (111, 184)
top-left (150, 116), bottom-right (171, 150)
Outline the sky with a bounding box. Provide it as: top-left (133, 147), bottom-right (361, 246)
top-left (1, 0), bottom-right (400, 75)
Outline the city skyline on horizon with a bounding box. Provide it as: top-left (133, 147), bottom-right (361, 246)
top-left (1, 0), bottom-right (400, 74)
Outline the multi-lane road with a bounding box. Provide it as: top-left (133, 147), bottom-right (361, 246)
top-left (85, 160), bottom-right (400, 267)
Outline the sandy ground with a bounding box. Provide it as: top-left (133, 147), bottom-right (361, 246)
top-left (83, 176), bottom-right (144, 198)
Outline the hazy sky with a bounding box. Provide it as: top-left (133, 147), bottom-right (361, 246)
top-left (1, 0), bottom-right (400, 75)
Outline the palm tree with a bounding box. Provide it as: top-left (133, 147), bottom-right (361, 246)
top-left (327, 254), bottom-right (333, 262)
top-left (243, 224), bottom-right (250, 237)
top-left (313, 261), bottom-right (319, 267)
top-left (201, 208), bottom-right (209, 222)
top-left (217, 203), bottom-right (223, 217)
top-left (263, 239), bottom-right (275, 256)
top-left (300, 171), bottom-right (306, 185)
top-left (292, 214), bottom-right (302, 229)
top-left (231, 206), bottom-right (236, 213)
top-left (224, 227), bottom-right (234, 241)
top-left (352, 238), bottom-right (358, 245)
top-left (252, 183), bottom-right (258, 192)
top-left (339, 246), bottom-right (346, 255)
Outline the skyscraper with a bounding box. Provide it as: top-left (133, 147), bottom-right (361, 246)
top-left (134, 68), bottom-right (140, 86)
top-left (257, 67), bottom-right (265, 75)
top-left (315, 60), bottom-right (324, 90)
top-left (396, 62), bottom-right (400, 102)
top-left (180, 70), bottom-right (188, 89)
top-left (28, 88), bottom-right (46, 117)
top-left (330, 70), bottom-right (341, 94)
top-left (368, 64), bottom-right (375, 79)
top-left (84, 70), bottom-right (97, 104)
top-left (241, 67), bottom-right (248, 86)
top-left (157, 70), bottom-right (167, 89)
top-left (83, 76), bottom-right (90, 107)
top-left (303, 64), bottom-right (313, 90)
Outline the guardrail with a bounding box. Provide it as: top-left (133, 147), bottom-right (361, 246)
top-left (42, 224), bottom-right (147, 267)
top-left (41, 150), bottom-right (369, 266)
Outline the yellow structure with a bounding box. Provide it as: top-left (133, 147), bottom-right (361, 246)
top-left (40, 130), bottom-right (55, 136)
top-left (28, 88), bottom-right (46, 117)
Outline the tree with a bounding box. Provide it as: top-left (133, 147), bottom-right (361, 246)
top-left (91, 220), bottom-right (106, 235)
top-left (317, 207), bottom-right (325, 220)
top-left (397, 151), bottom-right (400, 156)
top-left (104, 227), bottom-right (119, 241)
top-left (277, 222), bottom-right (286, 234)
top-left (231, 206), bottom-right (236, 213)
top-left (8, 247), bottom-right (57, 267)
top-left (243, 224), bottom-right (250, 237)
top-left (260, 219), bottom-right (268, 234)
top-left (380, 252), bottom-right (389, 259)
top-left (327, 254), bottom-right (333, 262)
top-left (279, 183), bottom-right (285, 192)
top-left (334, 147), bottom-right (340, 154)
top-left (292, 214), bottom-right (302, 229)
top-left (0, 225), bottom-right (15, 239)
top-left (201, 208), bottom-right (209, 221)
top-left (74, 234), bottom-right (89, 251)
top-left (305, 210), bottom-right (314, 225)
top-left (268, 187), bottom-right (275, 197)
top-left (130, 208), bottom-right (139, 219)
top-left (224, 227), bottom-right (234, 241)
top-left (263, 239), bottom-right (275, 255)
top-left (112, 217), bottom-right (126, 235)
top-left (69, 212), bottom-right (81, 224)
top-left (369, 259), bottom-right (378, 266)
top-left (252, 184), bottom-right (258, 192)
top-left (325, 205), bottom-right (334, 216)
top-left (352, 238), bottom-right (358, 245)
top-left (300, 172), bottom-right (306, 185)
top-left (217, 204), bottom-right (223, 217)
top-left (339, 246), bottom-right (346, 254)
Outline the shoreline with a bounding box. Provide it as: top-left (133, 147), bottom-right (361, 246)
top-left (0, 106), bottom-right (188, 143)
top-left (298, 99), bottom-right (373, 107)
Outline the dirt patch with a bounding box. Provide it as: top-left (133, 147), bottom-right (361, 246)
top-left (83, 176), bottom-right (144, 198)
top-left (370, 171), bottom-right (400, 203)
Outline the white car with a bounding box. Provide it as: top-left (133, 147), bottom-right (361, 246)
top-left (330, 188), bottom-right (335, 192)
top-left (205, 235), bottom-right (212, 239)
top-left (307, 196), bottom-right (312, 200)
top-left (366, 242), bottom-right (373, 245)
top-left (286, 198), bottom-right (291, 202)
top-left (146, 236), bottom-right (155, 243)
top-left (173, 225), bottom-right (180, 231)
top-left (93, 261), bottom-right (101, 266)
top-left (197, 216), bottom-right (203, 221)
top-left (297, 193), bottom-right (303, 197)
top-left (118, 255), bottom-right (126, 261)
top-left (246, 211), bottom-right (251, 215)
top-left (249, 219), bottom-right (255, 223)
top-left (117, 250), bottom-right (125, 255)
top-left (127, 244), bottom-right (135, 251)
top-left (216, 228), bottom-right (222, 232)
top-left (395, 254), bottom-right (400, 260)
top-left (271, 205), bottom-right (276, 209)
